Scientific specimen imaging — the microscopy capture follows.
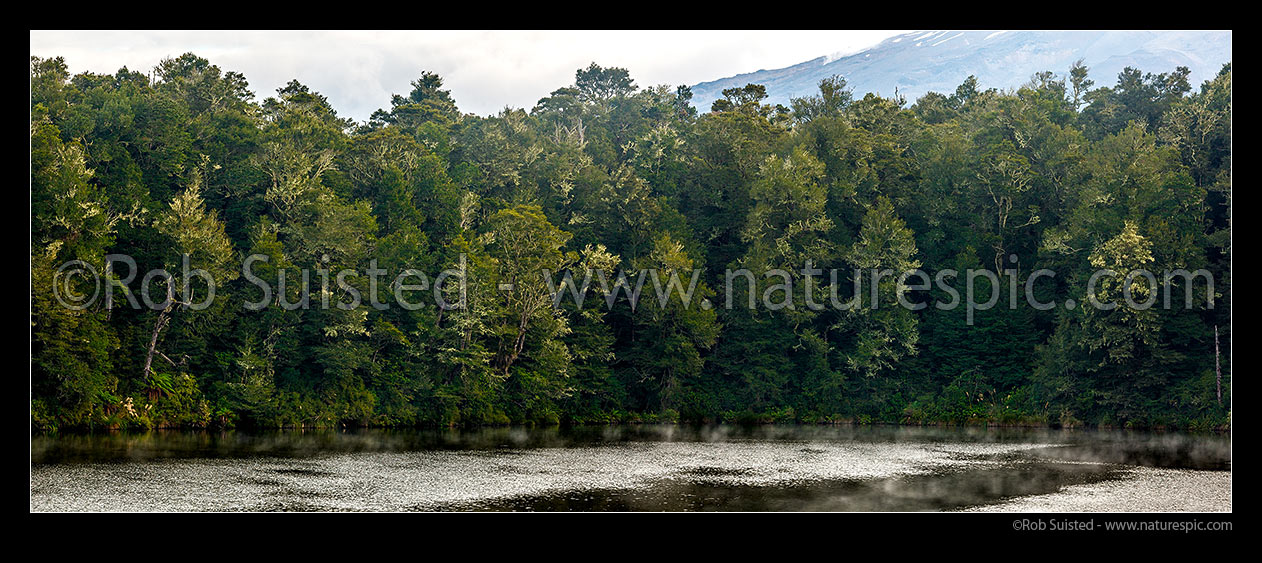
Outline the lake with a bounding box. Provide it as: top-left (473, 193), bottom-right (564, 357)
top-left (30, 425), bottom-right (1231, 512)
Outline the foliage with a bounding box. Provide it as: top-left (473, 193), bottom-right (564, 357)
top-left (29, 54), bottom-right (1231, 430)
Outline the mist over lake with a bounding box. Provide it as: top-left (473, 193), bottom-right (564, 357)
top-left (30, 426), bottom-right (1230, 512)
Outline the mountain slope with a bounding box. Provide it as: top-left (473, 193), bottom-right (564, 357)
top-left (689, 30), bottom-right (1232, 111)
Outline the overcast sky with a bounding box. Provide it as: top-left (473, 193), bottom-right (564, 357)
top-left (31, 30), bottom-right (909, 122)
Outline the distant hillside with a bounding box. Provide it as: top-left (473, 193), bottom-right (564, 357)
top-left (689, 30), bottom-right (1232, 111)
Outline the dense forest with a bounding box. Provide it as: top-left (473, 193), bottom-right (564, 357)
top-left (30, 54), bottom-right (1231, 432)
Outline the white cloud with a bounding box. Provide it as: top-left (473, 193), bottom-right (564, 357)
top-left (31, 30), bottom-right (908, 121)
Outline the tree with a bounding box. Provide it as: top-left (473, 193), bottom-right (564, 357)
top-left (484, 204), bottom-right (576, 377)
top-left (838, 196), bottom-right (921, 379)
top-left (791, 75), bottom-right (853, 124)
top-left (371, 71), bottom-right (461, 131)
top-left (1069, 59), bottom-right (1094, 111)
top-left (143, 157), bottom-right (239, 387)
top-left (575, 62), bottom-right (637, 103)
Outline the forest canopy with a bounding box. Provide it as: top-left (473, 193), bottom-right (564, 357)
top-left (30, 54), bottom-right (1231, 432)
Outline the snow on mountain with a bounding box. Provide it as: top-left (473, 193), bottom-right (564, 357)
top-left (688, 30), bottom-right (1232, 112)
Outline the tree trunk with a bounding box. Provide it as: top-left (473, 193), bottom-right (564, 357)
top-left (142, 307), bottom-right (171, 382)
top-left (142, 285), bottom-right (176, 382)
top-left (1215, 324), bottom-right (1222, 407)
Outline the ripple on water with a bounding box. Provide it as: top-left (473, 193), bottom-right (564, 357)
top-left (30, 429), bottom-right (1229, 512)
top-left (962, 467), bottom-right (1232, 512)
top-left (33, 440), bottom-right (1064, 511)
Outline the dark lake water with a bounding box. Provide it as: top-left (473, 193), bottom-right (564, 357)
top-left (30, 425), bottom-right (1231, 512)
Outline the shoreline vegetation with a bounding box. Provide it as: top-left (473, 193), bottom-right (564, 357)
top-left (31, 55), bottom-right (1231, 436)
top-left (32, 420), bottom-right (1232, 437)
top-left (34, 412), bottom-right (1231, 435)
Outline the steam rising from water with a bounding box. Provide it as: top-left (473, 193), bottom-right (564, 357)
top-left (30, 426), bottom-right (1229, 512)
